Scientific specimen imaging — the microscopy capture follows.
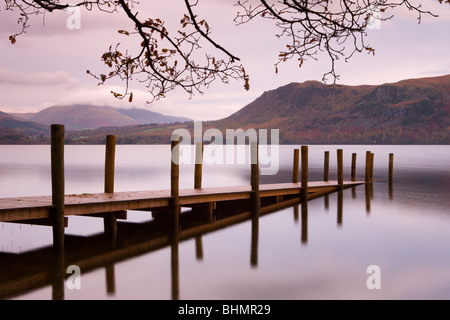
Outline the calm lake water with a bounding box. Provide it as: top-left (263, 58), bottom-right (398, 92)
top-left (0, 144), bottom-right (449, 300)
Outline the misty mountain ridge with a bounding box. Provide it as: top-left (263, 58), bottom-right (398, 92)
top-left (8, 104), bottom-right (192, 131)
top-left (0, 74), bottom-right (448, 144)
top-left (212, 74), bottom-right (449, 144)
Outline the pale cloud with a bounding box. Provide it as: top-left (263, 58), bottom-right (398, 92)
top-left (0, 67), bottom-right (79, 90)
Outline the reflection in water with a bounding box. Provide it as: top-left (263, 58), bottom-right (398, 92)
top-left (105, 264), bottom-right (116, 296)
top-left (51, 249), bottom-right (64, 300)
top-left (365, 184), bottom-right (371, 214)
top-left (0, 176), bottom-right (406, 300)
top-left (250, 206), bottom-right (259, 268)
top-left (301, 200), bottom-right (308, 245)
top-left (337, 190), bottom-right (343, 226)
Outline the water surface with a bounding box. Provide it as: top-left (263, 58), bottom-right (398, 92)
top-left (0, 145), bottom-right (449, 300)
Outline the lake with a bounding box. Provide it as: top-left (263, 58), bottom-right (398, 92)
top-left (0, 144), bottom-right (449, 300)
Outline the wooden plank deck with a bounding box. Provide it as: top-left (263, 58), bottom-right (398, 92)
top-left (0, 180), bottom-right (364, 223)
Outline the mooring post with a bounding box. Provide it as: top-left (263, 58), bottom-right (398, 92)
top-left (194, 142), bottom-right (203, 189)
top-left (51, 124), bottom-right (65, 248)
top-left (365, 151), bottom-right (371, 183)
top-left (337, 149), bottom-right (343, 189)
top-left (389, 153), bottom-right (394, 183)
top-left (104, 135), bottom-right (117, 237)
top-left (250, 141), bottom-right (260, 212)
top-left (351, 153), bottom-right (357, 182)
top-left (292, 148), bottom-right (299, 183)
top-left (324, 151), bottom-right (329, 182)
top-left (171, 135), bottom-right (181, 221)
top-left (301, 146), bottom-right (308, 201)
top-left (370, 152), bottom-right (375, 183)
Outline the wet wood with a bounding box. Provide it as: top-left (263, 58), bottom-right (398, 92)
top-left (0, 181), bottom-right (365, 223)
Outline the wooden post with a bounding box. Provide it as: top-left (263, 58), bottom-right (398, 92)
top-left (51, 124), bottom-right (65, 248)
top-left (171, 135), bottom-right (180, 220)
top-left (292, 148), bottom-right (299, 183)
top-left (389, 153), bottom-right (394, 183)
top-left (324, 151), bottom-right (329, 182)
top-left (104, 135), bottom-right (117, 237)
top-left (389, 153), bottom-right (394, 200)
top-left (337, 149), bottom-right (343, 188)
top-left (194, 142), bottom-right (203, 189)
top-left (104, 135), bottom-right (116, 193)
top-left (250, 141), bottom-right (260, 212)
top-left (351, 153), bottom-right (357, 182)
top-left (365, 151), bottom-right (371, 183)
top-left (301, 146), bottom-right (308, 201)
top-left (171, 135), bottom-right (180, 300)
top-left (250, 141), bottom-right (260, 266)
top-left (370, 152), bottom-right (375, 182)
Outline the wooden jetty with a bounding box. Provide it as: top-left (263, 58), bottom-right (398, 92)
top-left (0, 124), bottom-right (388, 248)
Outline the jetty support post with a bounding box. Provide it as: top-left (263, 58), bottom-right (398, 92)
top-left (51, 124), bottom-right (65, 248)
top-left (389, 153), bottom-right (394, 200)
top-left (194, 142), bottom-right (203, 189)
top-left (194, 142), bottom-right (213, 220)
top-left (370, 152), bottom-right (375, 183)
top-left (351, 153), bottom-right (357, 182)
top-left (389, 153), bottom-right (394, 183)
top-left (365, 151), bottom-right (371, 183)
top-left (337, 149), bottom-right (343, 189)
top-left (301, 146), bottom-right (308, 202)
top-left (292, 148), bottom-right (299, 183)
top-left (171, 135), bottom-right (181, 223)
top-left (324, 151), bottom-right (329, 182)
top-left (250, 141), bottom-right (260, 213)
top-left (104, 135), bottom-right (117, 237)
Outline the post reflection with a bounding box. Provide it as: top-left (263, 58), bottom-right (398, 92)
top-left (251, 208), bottom-right (259, 268)
top-left (389, 180), bottom-right (394, 201)
top-left (51, 248), bottom-right (65, 300)
top-left (337, 190), bottom-right (343, 226)
top-left (365, 183), bottom-right (371, 214)
top-left (301, 200), bottom-right (308, 245)
top-left (171, 205), bottom-right (180, 300)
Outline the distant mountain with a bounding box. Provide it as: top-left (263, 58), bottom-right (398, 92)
top-left (10, 104), bottom-right (192, 130)
top-left (2, 75), bottom-right (448, 144)
top-left (0, 111), bottom-right (49, 135)
top-left (116, 108), bottom-right (191, 124)
top-left (211, 74), bottom-right (450, 144)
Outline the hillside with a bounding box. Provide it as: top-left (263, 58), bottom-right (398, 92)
top-left (0, 111), bottom-right (49, 135)
top-left (1, 74), bottom-right (448, 144)
top-left (211, 74), bottom-right (450, 144)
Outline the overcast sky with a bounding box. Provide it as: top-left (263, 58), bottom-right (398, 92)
top-left (0, 1), bottom-right (449, 121)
